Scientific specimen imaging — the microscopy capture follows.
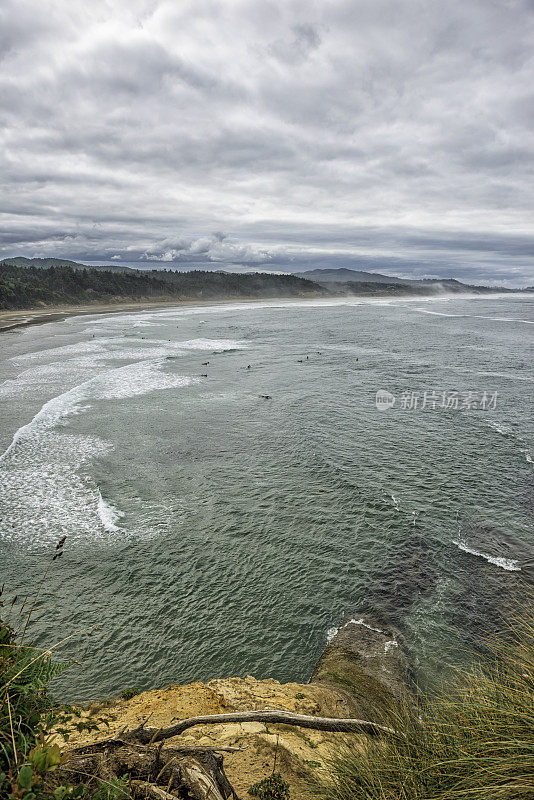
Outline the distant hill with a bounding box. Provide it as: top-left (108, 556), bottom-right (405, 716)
top-left (338, 281), bottom-right (441, 297)
top-left (294, 268), bottom-right (410, 285)
top-left (0, 256), bottom-right (136, 274)
top-left (293, 268), bottom-right (515, 294)
top-left (0, 262), bottom-right (328, 310)
top-left (406, 277), bottom-right (513, 294)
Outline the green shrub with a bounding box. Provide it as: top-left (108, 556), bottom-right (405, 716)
top-left (119, 687), bottom-right (141, 701)
top-left (248, 773), bottom-right (290, 800)
top-left (0, 615), bottom-right (72, 796)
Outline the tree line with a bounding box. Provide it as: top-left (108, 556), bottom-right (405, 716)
top-left (0, 263), bottom-right (326, 310)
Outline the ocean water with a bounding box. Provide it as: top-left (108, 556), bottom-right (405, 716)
top-left (0, 294), bottom-right (532, 701)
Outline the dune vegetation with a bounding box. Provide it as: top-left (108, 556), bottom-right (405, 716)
top-left (320, 607), bottom-right (534, 800)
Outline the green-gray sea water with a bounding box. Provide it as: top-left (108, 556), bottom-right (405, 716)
top-left (0, 295), bottom-right (532, 700)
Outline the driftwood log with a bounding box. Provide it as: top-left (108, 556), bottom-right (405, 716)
top-left (121, 709), bottom-right (395, 744)
top-left (55, 710), bottom-right (394, 799)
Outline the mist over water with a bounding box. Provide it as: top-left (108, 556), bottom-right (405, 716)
top-left (0, 295), bottom-right (532, 701)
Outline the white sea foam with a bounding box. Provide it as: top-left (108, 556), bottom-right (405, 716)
top-left (1, 359), bottom-right (194, 465)
top-left (0, 363), bottom-right (68, 386)
top-left (384, 639), bottom-right (398, 653)
top-left (477, 371), bottom-right (534, 383)
top-left (3, 332), bottom-right (246, 405)
top-left (417, 309), bottom-right (534, 324)
top-left (486, 420), bottom-right (509, 436)
top-left (11, 338), bottom-right (244, 380)
top-left (390, 494), bottom-right (400, 511)
top-left (416, 310), bottom-right (464, 318)
top-left (483, 421), bottom-right (534, 466)
top-left (27, 292), bottom-right (533, 339)
top-left (344, 618), bottom-right (384, 633)
top-left (12, 340), bottom-right (164, 367)
top-left (326, 626), bottom-right (338, 643)
top-left (453, 540), bottom-right (521, 571)
top-left (0, 386), bottom-right (89, 464)
top-left (12, 338), bottom-right (114, 362)
top-left (91, 361), bottom-right (193, 399)
top-left (0, 359), bottom-right (193, 544)
top-left (0, 437), bottom-right (113, 544)
top-left (326, 617), bottom-right (384, 643)
top-left (172, 338), bottom-right (245, 350)
top-left (322, 344), bottom-right (385, 355)
top-left (0, 357), bottom-right (104, 399)
top-left (97, 491), bottom-right (124, 533)
top-left (478, 317), bottom-right (534, 324)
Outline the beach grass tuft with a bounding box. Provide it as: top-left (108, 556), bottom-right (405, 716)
top-left (319, 604), bottom-right (534, 800)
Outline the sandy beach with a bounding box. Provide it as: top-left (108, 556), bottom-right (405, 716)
top-left (0, 296), bottom-right (322, 333)
top-left (0, 300), bottom-right (205, 332)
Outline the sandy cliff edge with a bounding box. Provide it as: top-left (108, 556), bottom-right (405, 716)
top-left (54, 615), bottom-right (410, 799)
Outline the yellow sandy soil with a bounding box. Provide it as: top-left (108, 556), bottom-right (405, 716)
top-left (52, 676), bottom-right (365, 800)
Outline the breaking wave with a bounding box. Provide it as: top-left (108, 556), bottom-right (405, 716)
top-left (0, 360), bottom-right (194, 544)
top-left (97, 491), bottom-right (125, 533)
top-left (453, 540), bottom-right (521, 572)
top-left (417, 309), bottom-right (533, 324)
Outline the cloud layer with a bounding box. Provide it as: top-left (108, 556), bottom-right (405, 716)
top-left (1, 0), bottom-right (533, 285)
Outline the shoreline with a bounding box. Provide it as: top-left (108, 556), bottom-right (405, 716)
top-left (2, 290), bottom-right (531, 333)
top-left (0, 295), bottom-right (322, 332)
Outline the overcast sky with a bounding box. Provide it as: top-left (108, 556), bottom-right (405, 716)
top-left (1, 0), bottom-right (533, 285)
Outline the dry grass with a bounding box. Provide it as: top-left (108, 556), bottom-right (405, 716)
top-left (320, 606), bottom-right (534, 800)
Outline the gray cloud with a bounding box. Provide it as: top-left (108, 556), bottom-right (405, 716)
top-left (0, 0), bottom-right (533, 285)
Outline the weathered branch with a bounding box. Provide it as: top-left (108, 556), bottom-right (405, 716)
top-left (124, 709), bottom-right (394, 744)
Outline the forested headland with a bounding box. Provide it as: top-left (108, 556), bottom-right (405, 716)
top-left (0, 261), bottom-right (327, 310)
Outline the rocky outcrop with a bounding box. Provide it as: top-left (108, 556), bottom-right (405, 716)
top-left (311, 615), bottom-right (410, 721)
